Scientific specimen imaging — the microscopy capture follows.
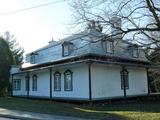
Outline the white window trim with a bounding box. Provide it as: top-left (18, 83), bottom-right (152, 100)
top-left (132, 48), bottom-right (139, 58)
top-left (13, 79), bottom-right (21, 91)
top-left (121, 69), bottom-right (129, 90)
top-left (32, 75), bottom-right (37, 91)
top-left (106, 41), bottom-right (113, 53)
top-left (64, 70), bottom-right (73, 91)
top-left (54, 72), bottom-right (61, 91)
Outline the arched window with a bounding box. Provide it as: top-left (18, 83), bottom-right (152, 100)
top-left (32, 74), bottom-right (37, 91)
top-left (54, 71), bottom-right (61, 91)
top-left (120, 69), bottom-right (129, 89)
top-left (64, 70), bottom-right (73, 91)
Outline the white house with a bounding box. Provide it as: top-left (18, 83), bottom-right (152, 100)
top-left (11, 19), bottom-right (151, 101)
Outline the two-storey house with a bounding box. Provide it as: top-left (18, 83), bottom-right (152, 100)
top-left (11, 18), bottom-right (150, 101)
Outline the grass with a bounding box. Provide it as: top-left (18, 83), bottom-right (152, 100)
top-left (0, 97), bottom-right (160, 120)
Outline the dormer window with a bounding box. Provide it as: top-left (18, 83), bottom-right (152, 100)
top-left (30, 53), bottom-right (35, 64)
top-left (106, 41), bottom-right (113, 53)
top-left (30, 52), bottom-right (38, 64)
top-left (62, 41), bottom-right (74, 57)
top-left (132, 47), bottom-right (139, 58)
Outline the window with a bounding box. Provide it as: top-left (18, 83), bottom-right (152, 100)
top-left (62, 41), bottom-right (74, 57)
top-left (63, 45), bottom-right (69, 56)
top-left (54, 72), bottom-right (61, 91)
top-left (30, 52), bottom-right (38, 64)
top-left (64, 70), bottom-right (73, 91)
top-left (106, 41), bottom-right (113, 53)
top-left (30, 54), bottom-right (35, 64)
top-left (132, 47), bottom-right (139, 58)
top-left (121, 69), bottom-right (129, 89)
top-left (32, 75), bottom-right (37, 91)
top-left (13, 79), bottom-right (21, 90)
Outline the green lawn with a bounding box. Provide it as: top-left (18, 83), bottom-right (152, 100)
top-left (0, 97), bottom-right (160, 120)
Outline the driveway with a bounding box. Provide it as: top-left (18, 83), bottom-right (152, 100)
top-left (0, 108), bottom-right (90, 120)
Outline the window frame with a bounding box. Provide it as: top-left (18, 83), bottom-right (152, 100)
top-left (62, 44), bottom-right (70, 56)
top-left (54, 71), bottom-right (61, 91)
top-left (106, 41), bottom-right (114, 53)
top-left (32, 74), bottom-right (37, 91)
top-left (30, 52), bottom-right (38, 64)
top-left (120, 69), bottom-right (129, 90)
top-left (13, 79), bottom-right (21, 91)
top-left (132, 47), bottom-right (139, 58)
top-left (62, 42), bottom-right (74, 57)
top-left (64, 70), bottom-right (73, 91)
top-left (30, 53), bottom-right (35, 64)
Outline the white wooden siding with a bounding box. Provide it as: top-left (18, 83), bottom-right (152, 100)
top-left (91, 64), bottom-right (148, 100)
top-left (13, 64), bottom-right (89, 100)
top-left (52, 64), bottom-right (89, 100)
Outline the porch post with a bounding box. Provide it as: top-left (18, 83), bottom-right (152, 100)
top-left (146, 67), bottom-right (150, 95)
top-left (121, 66), bottom-right (127, 102)
top-left (26, 72), bottom-right (30, 98)
top-left (11, 74), bottom-right (14, 96)
top-left (88, 62), bottom-right (92, 101)
top-left (50, 67), bottom-right (53, 99)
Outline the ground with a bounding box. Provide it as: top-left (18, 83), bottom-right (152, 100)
top-left (0, 97), bottom-right (160, 120)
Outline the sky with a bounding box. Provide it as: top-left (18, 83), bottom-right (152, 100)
top-left (0, 0), bottom-right (72, 54)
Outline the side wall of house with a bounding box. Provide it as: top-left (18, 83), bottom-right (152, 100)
top-left (29, 70), bottom-right (50, 97)
top-left (91, 64), bottom-right (148, 100)
top-left (12, 64), bottom-right (89, 100)
top-left (12, 69), bottom-right (50, 98)
top-left (52, 64), bottom-right (89, 100)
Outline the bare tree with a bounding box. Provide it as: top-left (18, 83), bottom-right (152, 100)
top-left (69, 0), bottom-right (160, 48)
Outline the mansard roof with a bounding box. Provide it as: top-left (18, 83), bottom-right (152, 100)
top-left (21, 53), bottom-right (151, 71)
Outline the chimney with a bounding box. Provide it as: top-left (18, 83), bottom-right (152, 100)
top-left (87, 20), bottom-right (103, 33)
top-left (110, 16), bottom-right (122, 40)
top-left (48, 38), bottom-right (57, 45)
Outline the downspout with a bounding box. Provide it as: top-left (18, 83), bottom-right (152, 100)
top-left (146, 67), bottom-right (150, 95)
top-left (49, 67), bottom-right (53, 99)
top-left (122, 66), bottom-right (127, 102)
top-left (123, 75), bottom-right (127, 102)
top-left (88, 62), bottom-right (92, 101)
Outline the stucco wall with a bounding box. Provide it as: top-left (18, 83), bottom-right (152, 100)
top-left (126, 67), bottom-right (148, 96)
top-left (12, 75), bottom-right (26, 96)
top-left (29, 70), bottom-right (50, 97)
top-left (12, 63), bottom-right (148, 100)
top-left (91, 64), bottom-right (148, 100)
top-left (52, 64), bottom-right (89, 100)
top-left (13, 64), bottom-right (89, 100)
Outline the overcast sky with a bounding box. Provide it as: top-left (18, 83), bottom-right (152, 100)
top-left (0, 0), bottom-right (72, 54)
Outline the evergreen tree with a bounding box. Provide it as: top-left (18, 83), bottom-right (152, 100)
top-left (146, 47), bottom-right (160, 92)
top-left (3, 31), bottom-right (24, 65)
top-left (0, 37), bottom-right (13, 96)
